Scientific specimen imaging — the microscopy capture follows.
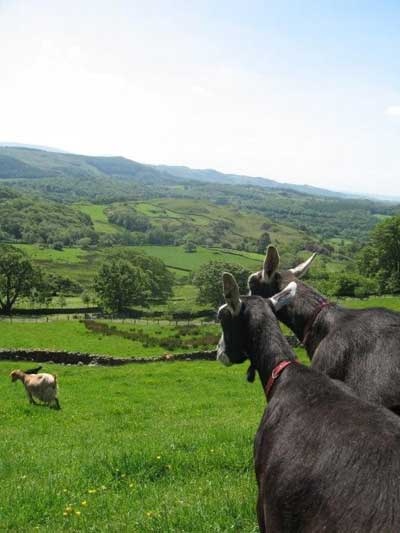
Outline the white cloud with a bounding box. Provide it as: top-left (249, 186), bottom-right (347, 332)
top-left (385, 106), bottom-right (400, 116)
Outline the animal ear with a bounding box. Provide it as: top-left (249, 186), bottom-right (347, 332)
top-left (269, 281), bottom-right (297, 311)
top-left (289, 253), bottom-right (316, 278)
top-left (263, 245), bottom-right (280, 280)
top-left (222, 272), bottom-right (241, 315)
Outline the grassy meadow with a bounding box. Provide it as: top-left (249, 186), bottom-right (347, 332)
top-left (0, 360), bottom-right (263, 532)
top-left (0, 321), bottom-right (220, 358)
top-left (13, 242), bottom-right (265, 285)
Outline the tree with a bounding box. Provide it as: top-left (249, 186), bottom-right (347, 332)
top-left (193, 261), bottom-right (251, 307)
top-left (256, 232), bottom-right (271, 254)
top-left (357, 215), bottom-right (400, 293)
top-left (0, 245), bottom-right (38, 313)
top-left (105, 250), bottom-right (174, 302)
top-left (316, 272), bottom-right (377, 299)
top-left (94, 259), bottom-right (150, 313)
top-left (106, 205), bottom-right (151, 232)
top-left (81, 291), bottom-right (91, 307)
top-left (183, 240), bottom-right (197, 253)
top-left (57, 295), bottom-right (67, 309)
top-left (76, 237), bottom-right (92, 250)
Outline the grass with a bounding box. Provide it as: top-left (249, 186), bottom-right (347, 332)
top-left (0, 320), bottom-right (220, 358)
top-left (14, 243), bottom-right (101, 284)
top-left (16, 296), bottom-right (89, 310)
top-left (15, 244), bottom-right (87, 264)
top-left (3, 293), bottom-right (400, 359)
top-left (73, 204), bottom-right (120, 234)
top-left (129, 245), bottom-right (263, 273)
top-left (134, 198), bottom-right (307, 253)
top-left (0, 361), bottom-right (261, 532)
top-left (0, 349), bottom-right (307, 532)
top-left (12, 241), bottom-right (263, 284)
top-left (338, 295), bottom-right (400, 312)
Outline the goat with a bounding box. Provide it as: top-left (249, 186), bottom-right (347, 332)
top-left (217, 272), bottom-right (400, 532)
top-left (10, 369), bottom-right (60, 409)
top-left (248, 245), bottom-right (400, 414)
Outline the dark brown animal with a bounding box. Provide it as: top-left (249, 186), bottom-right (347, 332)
top-left (248, 245), bottom-right (400, 414)
top-left (217, 272), bottom-right (400, 532)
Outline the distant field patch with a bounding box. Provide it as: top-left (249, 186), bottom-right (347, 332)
top-left (15, 244), bottom-right (86, 264)
top-left (14, 243), bottom-right (101, 284)
top-left (73, 204), bottom-right (120, 234)
top-left (130, 245), bottom-right (263, 272)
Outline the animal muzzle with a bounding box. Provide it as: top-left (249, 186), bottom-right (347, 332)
top-left (216, 336), bottom-right (233, 367)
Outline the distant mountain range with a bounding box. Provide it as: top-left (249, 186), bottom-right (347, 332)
top-left (0, 143), bottom-right (393, 201)
top-left (154, 164), bottom-right (355, 199)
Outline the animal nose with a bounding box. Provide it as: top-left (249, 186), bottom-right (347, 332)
top-left (217, 348), bottom-right (233, 367)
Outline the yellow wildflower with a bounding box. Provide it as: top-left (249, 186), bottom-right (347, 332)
top-left (75, 511), bottom-right (81, 517)
top-left (81, 500), bottom-right (88, 507)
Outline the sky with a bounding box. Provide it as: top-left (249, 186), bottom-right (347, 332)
top-left (1, 0), bottom-right (400, 196)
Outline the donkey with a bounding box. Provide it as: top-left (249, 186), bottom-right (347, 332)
top-left (248, 245), bottom-right (400, 413)
top-left (217, 272), bottom-right (400, 533)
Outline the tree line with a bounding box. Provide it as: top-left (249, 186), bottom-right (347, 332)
top-left (0, 246), bottom-right (173, 314)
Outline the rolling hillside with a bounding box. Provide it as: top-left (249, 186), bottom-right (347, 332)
top-left (1, 146), bottom-right (398, 242)
top-left (1, 145), bottom-right (399, 297)
top-left (0, 145), bottom-right (374, 198)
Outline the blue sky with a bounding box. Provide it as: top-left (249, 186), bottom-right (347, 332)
top-left (1, 0), bottom-right (399, 195)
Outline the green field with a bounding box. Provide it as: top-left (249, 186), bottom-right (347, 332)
top-left (337, 295), bottom-right (400, 312)
top-left (134, 198), bottom-right (307, 252)
top-left (73, 204), bottom-right (121, 234)
top-left (12, 241), bottom-right (265, 286)
top-left (14, 244), bottom-right (101, 284)
top-left (15, 244), bottom-right (87, 264)
top-left (0, 321), bottom-right (220, 358)
top-left (9, 197), bottom-right (354, 292)
top-left (0, 348), bottom-right (308, 532)
top-left (0, 361), bottom-right (262, 532)
top-left (3, 294), bottom-right (400, 359)
top-left (131, 245), bottom-right (263, 274)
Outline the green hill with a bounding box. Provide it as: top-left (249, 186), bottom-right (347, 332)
top-left (1, 145), bottom-right (399, 296)
top-left (0, 146), bottom-right (177, 181)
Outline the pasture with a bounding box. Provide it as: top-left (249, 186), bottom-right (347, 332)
top-left (12, 242), bottom-right (264, 285)
top-left (1, 360), bottom-right (263, 532)
top-left (0, 321), bottom-right (220, 358)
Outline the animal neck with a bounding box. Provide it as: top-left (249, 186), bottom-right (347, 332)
top-left (249, 315), bottom-right (296, 389)
top-left (15, 371), bottom-right (26, 383)
top-left (276, 282), bottom-right (335, 357)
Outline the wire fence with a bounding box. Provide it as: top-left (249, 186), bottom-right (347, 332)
top-left (0, 314), bottom-right (217, 326)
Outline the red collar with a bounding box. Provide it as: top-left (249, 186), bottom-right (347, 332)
top-left (265, 360), bottom-right (299, 399)
top-left (301, 300), bottom-right (330, 346)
